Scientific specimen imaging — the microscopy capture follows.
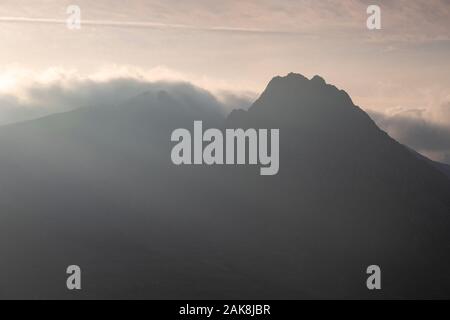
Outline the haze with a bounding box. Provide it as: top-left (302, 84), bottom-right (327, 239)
top-left (0, 0), bottom-right (449, 162)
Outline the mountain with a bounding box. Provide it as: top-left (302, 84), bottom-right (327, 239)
top-left (0, 73), bottom-right (449, 299)
top-left (437, 162), bottom-right (450, 179)
top-left (410, 147), bottom-right (450, 180)
top-left (429, 160), bottom-right (450, 179)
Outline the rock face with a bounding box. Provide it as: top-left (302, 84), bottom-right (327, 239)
top-left (0, 73), bottom-right (449, 299)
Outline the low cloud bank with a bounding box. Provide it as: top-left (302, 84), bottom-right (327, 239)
top-left (0, 72), bottom-right (253, 126)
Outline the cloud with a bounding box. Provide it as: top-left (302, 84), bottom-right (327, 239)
top-left (0, 67), bottom-right (253, 125)
top-left (369, 109), bottom-right (450, 164)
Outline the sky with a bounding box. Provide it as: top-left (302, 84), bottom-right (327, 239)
top-left (0, 0), bottom-right (449, 162)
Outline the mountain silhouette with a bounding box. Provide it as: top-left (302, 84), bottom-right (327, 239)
top-left (0, 73), bottom-right (449, 299)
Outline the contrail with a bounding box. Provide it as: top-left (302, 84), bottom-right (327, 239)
top-left (0, 16), bottom-right (301, 35)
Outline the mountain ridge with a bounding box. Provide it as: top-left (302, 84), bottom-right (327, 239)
top-left (0, 72), bottom-right (449, 299)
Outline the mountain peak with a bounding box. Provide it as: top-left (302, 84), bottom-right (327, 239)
top-left (311, 75), bottom-right (326, 85)
top-left (263, 73), bottom-right (334, 99)
top-left (268, 73), bottom-right (327, 86)
top-left (268, 72), bottom-right (308, 86)
top-left (248, 72), bottom-right (354, 117)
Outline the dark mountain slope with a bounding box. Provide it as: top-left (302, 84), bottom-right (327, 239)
top-left (410, 147), bottom-right (450, 180)
top-left (227, 73), bottom-right (450, 298)
top-left (437, 162), bottom-right (450, 179)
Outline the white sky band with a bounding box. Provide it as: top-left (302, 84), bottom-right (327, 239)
top-left (0, 16), bottom-right (296, 34)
